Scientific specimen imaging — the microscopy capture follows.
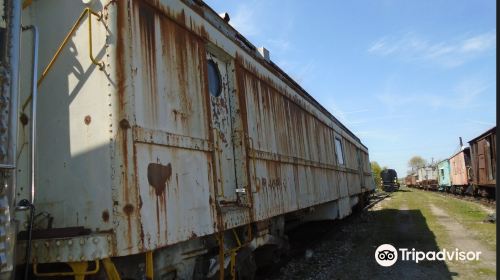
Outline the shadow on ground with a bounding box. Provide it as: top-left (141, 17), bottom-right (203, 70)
top-left (260, 205), bottom-right (457, 279)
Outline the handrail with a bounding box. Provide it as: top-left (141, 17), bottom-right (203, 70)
top-left (22, 25), bottom-right (39, 206)
top-left (18, 24), bottom-right (39, 280)
top-left (21, 8), bottom-right (104, 111)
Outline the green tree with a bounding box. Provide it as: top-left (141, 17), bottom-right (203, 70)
top-left (371, 161), bottom-right (382, 189)
top-left (408, 156), bottom-right (426, 172)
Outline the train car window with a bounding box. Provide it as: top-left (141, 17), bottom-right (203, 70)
top-left (207, 59), bottom-right (222, 97)
top-left (335, 137), bottom-right (345, 165)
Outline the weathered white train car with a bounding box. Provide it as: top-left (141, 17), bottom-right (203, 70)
top-left (1, 0), bottom-right (374, 279)
top-left (416, 166), bottom-right (438, 190)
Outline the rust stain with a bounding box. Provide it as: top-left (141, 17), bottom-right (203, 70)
top-left (115, 1), bottom-right (135, 252)
top-left (123, 204), bottom-right (135, 216)
top-left (189, 231), bottom-right (198, 240)
top-left (147, 163), bottom-right (172, 196)
top-left (84, 115), bottom-right (92, 125)
top-left (20, 113), bottom-right (29, 126)
top-left (119, 118), bottom-right (131, 129)
top-left (102, 210), bottom-right (110, 223)
top-left (115, 0), bottom-right (126, 113)
top-left (137, 1), bottom-right (158, 123)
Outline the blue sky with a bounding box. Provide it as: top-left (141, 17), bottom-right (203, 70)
top-left (204, 0), bottom-right (496, 176)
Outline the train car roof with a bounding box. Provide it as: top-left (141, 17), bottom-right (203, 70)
top-left (189, 0), bottom-right (366, 149)
top-left (448, 146), bottom-right (470, 160)
top-left (437, 158), bottom-right (449, 164)
top-left (468, 126), bottom-right (496, 144)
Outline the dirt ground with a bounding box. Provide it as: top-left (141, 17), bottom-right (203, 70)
top-left (261, 187), bottom-right (496, 280)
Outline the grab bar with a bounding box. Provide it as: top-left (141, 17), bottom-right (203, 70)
top-left (21, 8), bottom-right (103, 111)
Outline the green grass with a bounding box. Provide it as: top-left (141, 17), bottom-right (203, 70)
top-left (474, 267), bottom-right (496, 276)
top-left (410, 189), bottom-right (496, 251)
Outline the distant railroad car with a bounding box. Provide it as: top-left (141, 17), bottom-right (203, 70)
top-left (449, 147), bottom-right (472, 194)
top-left (380, 169), bottom-right (399, 192)
top-left (404, 175), bottom-right (412, 187)
top-left (416, 166), bottom-right (438, 190)
top-left (469, 127), bottom-right (496, 197)
top-left (0, 0), bottom-right (375, 278)
top-left (405, 174), bottom-right (417, 188)
top-left (437, 159), bottom-right (451, 191)
top-left (410, 174), bottom-right (417, 187)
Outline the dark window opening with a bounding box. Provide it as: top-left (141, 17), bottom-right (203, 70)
top-left (207, 59), bottom-right (222, 97)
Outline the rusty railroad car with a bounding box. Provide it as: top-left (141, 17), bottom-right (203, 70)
top-left (448, 147), bottom-right (472, 194)
top-left (0, 0), bottom-right (375, 279)
top-left (405, 173), bottom-right (417, 188)
top-left (469, 127), bottom-right (496, 197)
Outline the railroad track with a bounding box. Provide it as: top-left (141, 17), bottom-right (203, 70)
top-left (406, 186), bottom-right (495, 209)
top-left (435, 191), bottom-right (496, 208)
top-left (363, 192), bottom-right (391, 210)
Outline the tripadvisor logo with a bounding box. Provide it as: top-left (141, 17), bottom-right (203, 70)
top-left (375, 244), bottom-right (398, 267)
top-left (375, 244), bottom-right (482, 267)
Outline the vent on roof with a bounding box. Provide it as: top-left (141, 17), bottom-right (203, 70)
top-left (257, 47), bottom-right (270, 62)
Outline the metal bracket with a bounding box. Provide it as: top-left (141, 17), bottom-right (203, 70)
top-left (33, 260), bottom-right (99, 279)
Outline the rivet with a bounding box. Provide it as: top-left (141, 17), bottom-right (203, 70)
top-left (68, 256), bottom-right (74, 261)
top-left (80, 256), bottom-right (85, 261)
top-left (80, 239), bottom-right (85, 245)
top-left (56, 256), bottom-right (61, 261)
top-left (44, 242), bottom-right (49, 248)
top-left (84, 115), bottom-right (92, 125)
top-left (93, 238), bottom-right (99, 244)
top-left (68, 240), bottom-right (73, 245)
top-left (56, 241), bottom-right (61, 246)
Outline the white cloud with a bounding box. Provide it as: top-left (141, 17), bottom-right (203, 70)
top-left (460, 32), bottom-right (496, 52)
top-left (375, 77), bottom-right (491, 110)
top-left (368, 31), bottom-right (496, 67)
